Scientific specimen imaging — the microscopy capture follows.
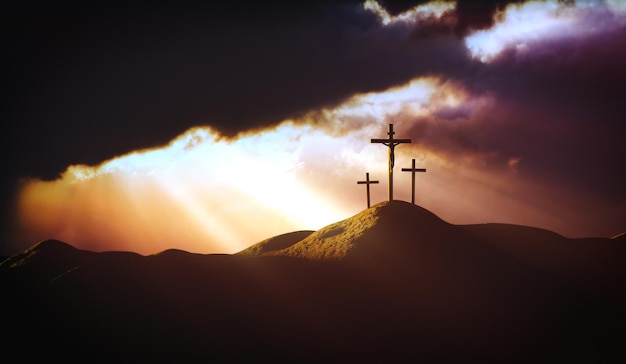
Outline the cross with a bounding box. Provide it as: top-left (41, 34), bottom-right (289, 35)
top-left (371, 123), bottom-right (411, 201)
top-left (401, 158), bottom-right (426, 205)
top-left (357, 172), bottom-right (379, 208)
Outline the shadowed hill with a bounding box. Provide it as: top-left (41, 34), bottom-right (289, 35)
top-left (2, 202), bottom-right (625, 362)
top-left (240, 201), bottom-right (625, 293)
top-left (461, 223), bottom-right (626, 292)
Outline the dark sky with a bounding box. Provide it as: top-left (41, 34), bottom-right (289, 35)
top-left (3, 0), bottom-right (625, 254)
top-left (5, 0), bottom-right (523, 180)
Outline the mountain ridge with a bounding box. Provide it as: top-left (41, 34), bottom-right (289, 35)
top-left (2, 201), bottom-right (624, 362)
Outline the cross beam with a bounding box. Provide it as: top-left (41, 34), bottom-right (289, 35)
top-left (371, 123), bottom-right (411, 201)
top-left (401, 158), bottom-right (426, 205)
top-left (357, 172), bottom-right (379, 208)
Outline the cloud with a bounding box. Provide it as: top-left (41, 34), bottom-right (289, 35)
top-left (6, 0), bottom-right (471, 181)
top-left (455, 1), bottom-right (626, 203)
top-left (465, 0), bottom-right (626, 62)
top-left (364, 0), bottom-right (455, 26)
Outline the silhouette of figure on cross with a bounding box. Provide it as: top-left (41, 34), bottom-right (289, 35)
top-left (371, 123), bottom-right (411, 201)
top-left (383, 141), bottom-right (399, 172)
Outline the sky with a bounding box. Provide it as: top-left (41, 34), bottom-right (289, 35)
top-left (3, 0), bottom-right (625, 256)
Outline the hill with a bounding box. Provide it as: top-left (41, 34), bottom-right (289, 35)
top-left (2, 201), bottom-right (625, 362)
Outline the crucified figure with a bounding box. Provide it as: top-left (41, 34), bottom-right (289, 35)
top-left (383, 141), bottom-right (400, 171)
top-left (371, 123), bottom-right (411, 201)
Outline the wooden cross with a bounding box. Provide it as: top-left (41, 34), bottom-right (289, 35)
top-left (401, 158), bottom-right (426, 205)
top-left (371, 123), bottom-right (411, 201)
top-left (357, 172), bottom-right (379, 208)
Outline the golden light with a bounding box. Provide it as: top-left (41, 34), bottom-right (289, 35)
top-left (16, 123), bottom-right (369, 254)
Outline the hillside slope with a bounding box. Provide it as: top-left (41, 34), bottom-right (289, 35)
top-left (2, 201), bottom-right (624, 362)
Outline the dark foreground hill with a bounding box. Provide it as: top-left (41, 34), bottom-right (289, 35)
top-left (2, 201), bottom-right (625, 362)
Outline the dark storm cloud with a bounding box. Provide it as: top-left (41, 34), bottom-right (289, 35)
top-left (5, 0), bottom-right (464, 182)
top-left (377, 0), bottom-right (526, 34)
top-left (5, 0), bottom-right (531, 181)
top-left (405, 19), bottom-right (626, 204)
top-left (453, 0), bottom-right (526, 35)
top-left (487, 26), bottom-right (626, 203)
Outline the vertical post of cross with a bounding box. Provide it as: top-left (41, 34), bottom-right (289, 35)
top-left (371, 124), bottom-right (412, 201)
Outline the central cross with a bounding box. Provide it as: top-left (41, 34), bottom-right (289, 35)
top-left (371, 123), bottom-right (412, 201)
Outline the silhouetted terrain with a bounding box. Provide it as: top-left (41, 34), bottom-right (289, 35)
top-left (2, 201), bottom-right (625, 362)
